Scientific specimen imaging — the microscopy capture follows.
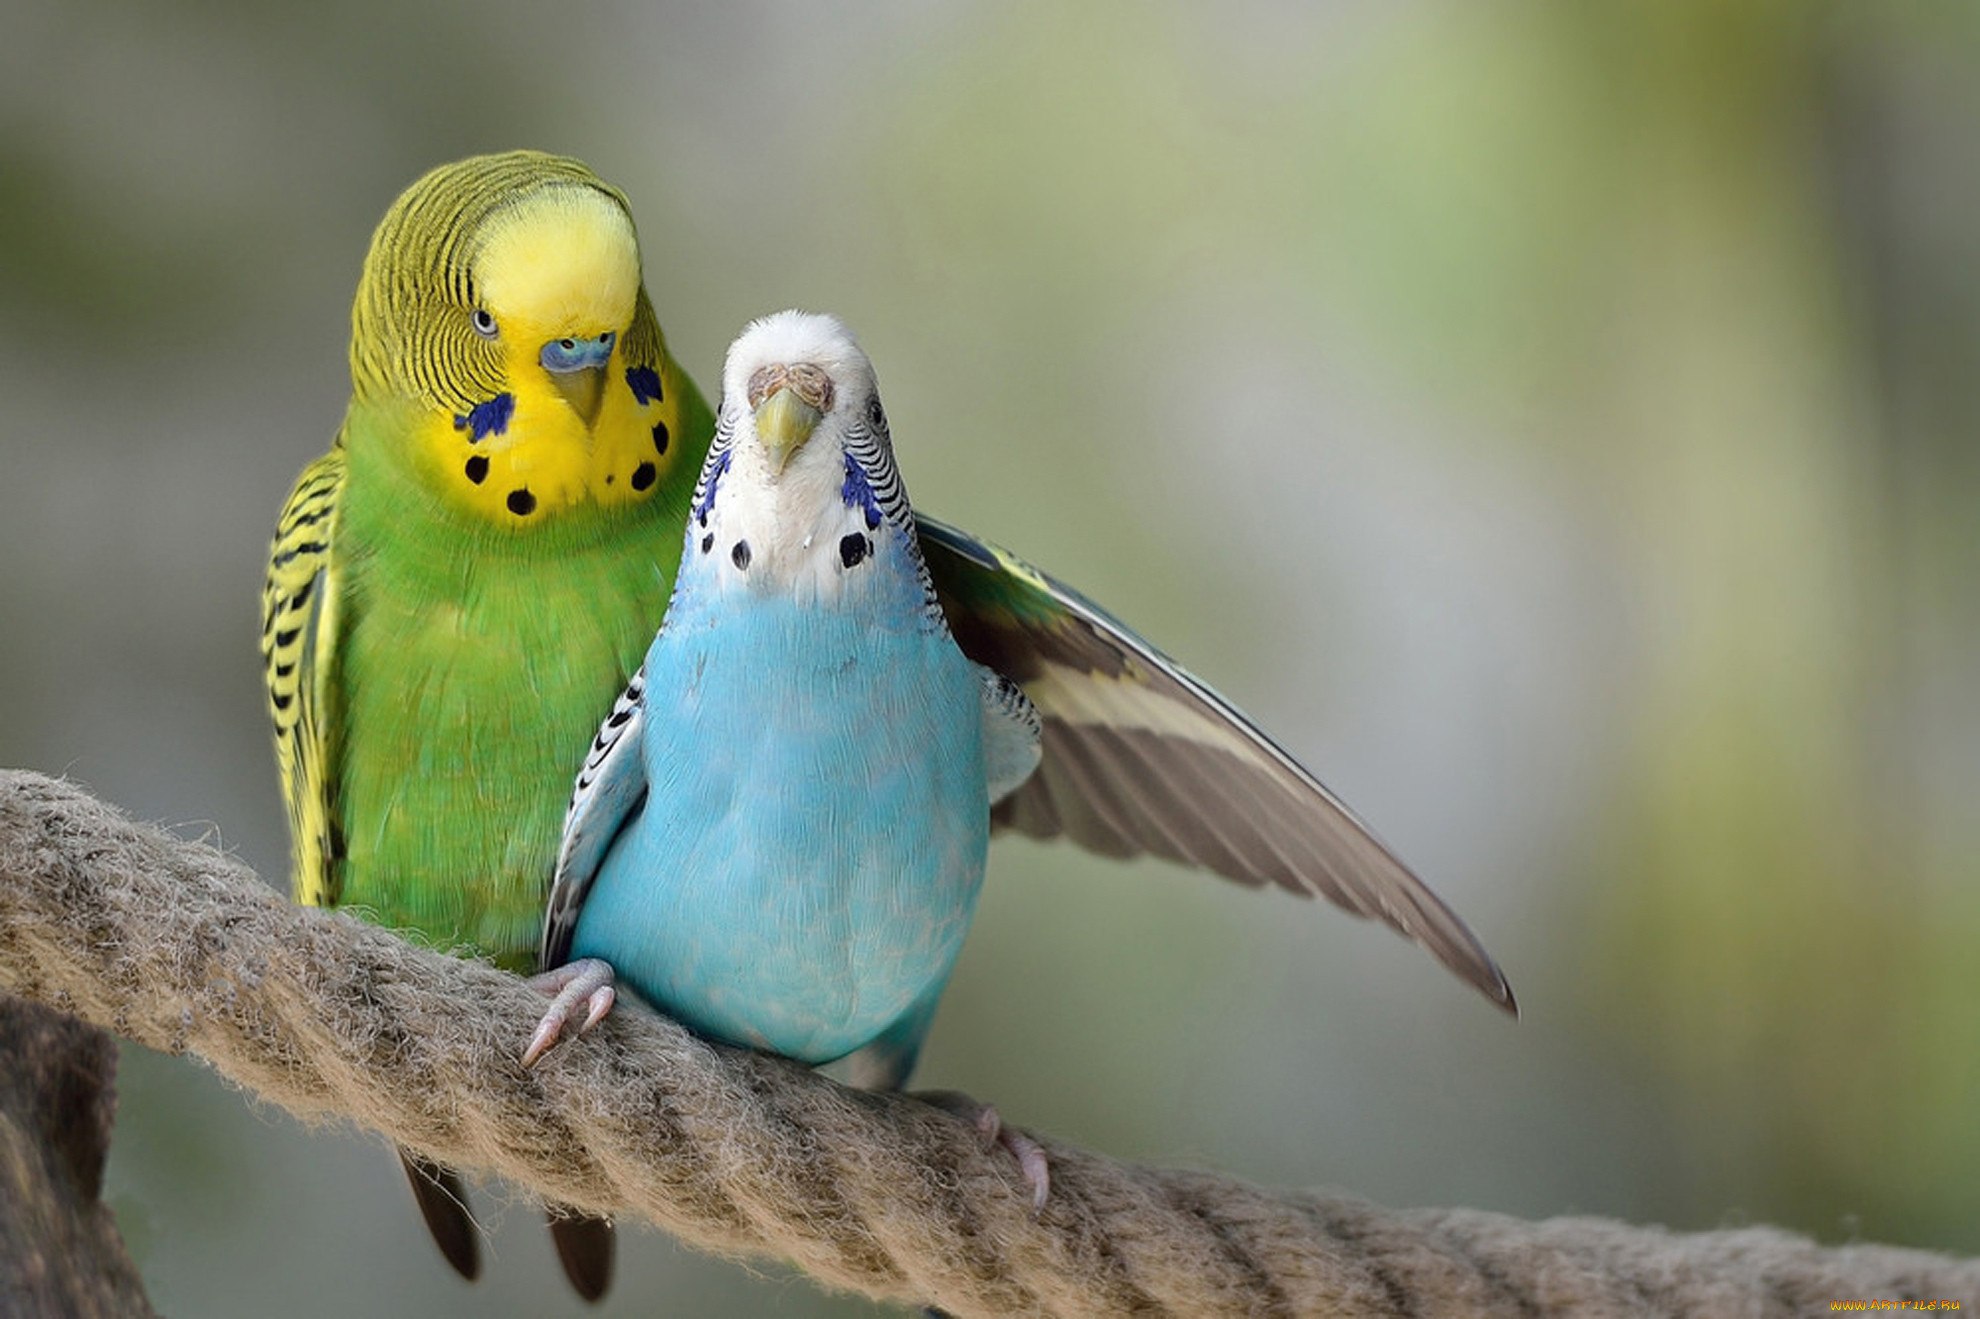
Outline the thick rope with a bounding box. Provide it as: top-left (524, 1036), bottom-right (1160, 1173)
top-left (0, 769), bottom-right (1972, 1317)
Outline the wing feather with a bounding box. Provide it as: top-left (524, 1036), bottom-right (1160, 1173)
top-left (539, 667), bottom-right (649, 968)
top-left (977, 669), bottom-right (1042, 806)
top-left (917, 515), bottom-right (1515, 1013)
top-left (263, 450), bottom-right (346, 907)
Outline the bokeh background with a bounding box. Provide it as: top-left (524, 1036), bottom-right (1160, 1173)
top-left (4, 1), bottom-right (1978, 1314)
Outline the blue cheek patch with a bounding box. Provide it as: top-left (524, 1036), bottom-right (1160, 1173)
top-left (626, 365), bottom-right (664, 406)
top-left (454, 393), bottom-right (515, 441)
top-left (693, 448), bottom-right (733, 526)
top-left (841, 452), bottom-right (884, 530)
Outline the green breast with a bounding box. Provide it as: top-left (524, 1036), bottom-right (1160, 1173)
top-left (329, 392), bottom-right (708, 971)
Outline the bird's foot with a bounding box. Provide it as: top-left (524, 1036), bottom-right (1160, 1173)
top-left (920, 1090), bottom-right (1050, 1213)
top-left (522, 958), bottom-right (618, 1067)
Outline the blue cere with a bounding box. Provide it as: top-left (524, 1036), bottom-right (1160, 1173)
top-left (454, 392), bottom-right (515, 441)
top-left (540, 332), bottom-right (616, 374)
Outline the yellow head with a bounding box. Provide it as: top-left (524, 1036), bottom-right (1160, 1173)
top-left (349, 151), bottom-right (684, 523)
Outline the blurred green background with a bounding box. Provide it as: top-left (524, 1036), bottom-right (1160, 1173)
top-left (4, 1), bottom-right (1977, 1314)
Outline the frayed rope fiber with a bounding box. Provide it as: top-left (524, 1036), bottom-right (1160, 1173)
top-left (0, 770), bottom-right (1974, 1317)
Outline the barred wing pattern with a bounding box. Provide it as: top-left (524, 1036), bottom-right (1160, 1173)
top-left (540, 667), bottom-right (648, 969)
top-left (262, 449), bottom-right (346, 908)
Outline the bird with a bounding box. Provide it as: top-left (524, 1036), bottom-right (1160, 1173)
top-left (525, 311), bottom-right (1054, 1200)
top-left (261, 151), bottom-right (710, 1301)
top-left (523, 310), bottom-right (1519, 1208)
top-left (266, 152), bottom-right (1513, 1294)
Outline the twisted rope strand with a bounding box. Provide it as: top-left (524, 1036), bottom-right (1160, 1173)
top-left (0, 770), bottom-right (1972, 1317)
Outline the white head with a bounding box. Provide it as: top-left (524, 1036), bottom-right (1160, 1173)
top-left (682, 310), bottom-right (916, 603)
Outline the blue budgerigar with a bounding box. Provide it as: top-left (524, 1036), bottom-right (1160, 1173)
top-left (527, 310), bottom-right (1518, 1206)
top-left (527, 309), bottom-right (1050, 1189)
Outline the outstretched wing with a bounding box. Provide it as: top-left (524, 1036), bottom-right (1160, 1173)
top-left (539, 667), bottom-right (649, 969)
top-left (263, 450), bottom-right (347, 907)
top-left (917, 516), bottom-right (1514, 1013)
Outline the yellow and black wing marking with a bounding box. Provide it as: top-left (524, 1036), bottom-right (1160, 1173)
top-left (918, 515), bottom-right (1515, 1014)
top-left (262, 449), bottom-right (346, 907)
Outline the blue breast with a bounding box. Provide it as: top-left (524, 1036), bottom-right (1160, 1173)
top-left (570, 546), bottom-right (989, 1064)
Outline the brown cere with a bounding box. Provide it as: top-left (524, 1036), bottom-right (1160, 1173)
top-left (746, 362), bottom-right (835, 414)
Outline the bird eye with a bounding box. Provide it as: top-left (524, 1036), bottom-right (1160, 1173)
top-left (470, 309), bottom-right (499, 339)
top-left (867, 397), bottom-right (886, 428)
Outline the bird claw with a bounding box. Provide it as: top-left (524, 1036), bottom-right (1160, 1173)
top-left (921, 1091), bottom-right (1051, 1213)
top-left (522, 958), bottom-right (618, 1068)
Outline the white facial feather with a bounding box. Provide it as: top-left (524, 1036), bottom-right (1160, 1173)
top-left (694, 311), bottom-right (899, 604)
top-left (719, 309), bottom-right (879, 407)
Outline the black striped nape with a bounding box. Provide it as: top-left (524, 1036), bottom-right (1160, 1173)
top-left (841, 419), bottom-right (912, 531)
top-left (839, 415), bottom-right (949, 631)
top-left (347, 151), bottom-right (647, 415)
top-left (688, 406), bottom-right (740, 527)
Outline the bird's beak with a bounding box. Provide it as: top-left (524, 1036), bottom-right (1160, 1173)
top-left (753, 387), bottom-right (822, 473)
top-left (541, 332), bottom-right (617, 428)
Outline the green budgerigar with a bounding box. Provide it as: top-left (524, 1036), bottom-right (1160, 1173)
top-left (262, 152), bottom-right (711, 1300)
top-left (266, 152), bottom-right (1512, 1302)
